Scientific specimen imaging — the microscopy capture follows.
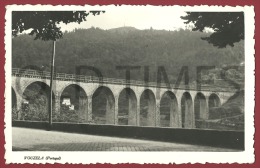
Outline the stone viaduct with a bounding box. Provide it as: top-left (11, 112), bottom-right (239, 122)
top-left (11, 68), bottom-right (236, 128)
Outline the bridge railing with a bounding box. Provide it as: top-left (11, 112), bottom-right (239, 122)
top-left (12, 68), bottom-right (238, 92)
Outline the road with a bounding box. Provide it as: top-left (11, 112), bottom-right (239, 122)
top-left (12, 127), bottom-right (238, 151)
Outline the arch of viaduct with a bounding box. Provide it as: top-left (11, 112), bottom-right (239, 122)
top-left (11, 74), bottom-right (235, 129)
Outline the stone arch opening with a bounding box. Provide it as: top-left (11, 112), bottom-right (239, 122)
top-left (12, 87), bottom-right (18, 120)
top-left (160, 91), bottom-right (178, 127)
top-left (209, 93), bottom-right (221, 109)
top-left (92, 86), bottom-right (115, 125)
top-left (12, 87), bottom-right (17, 109)
top-left (60, 84), bottom-right (87, 122)
top-left (181, 92), bottom-right (193, 128)
top-left (194, 92), bottom-right (207, 128)
top-left (118, 88), bottom-right (137, 126)
top-left (140, 89), bottom-right (156, 126)
top-left (22, 81), bottom-right (55, 121)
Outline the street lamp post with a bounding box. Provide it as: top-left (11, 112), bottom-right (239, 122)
top-left (48, 40), bottom-right (56, 130)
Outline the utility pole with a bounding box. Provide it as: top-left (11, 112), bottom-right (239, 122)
top-left (48, 40), bottom-right (56, 130)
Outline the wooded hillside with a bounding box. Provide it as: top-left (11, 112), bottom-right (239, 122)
top-left (12, 27), bottom-right (244, 83)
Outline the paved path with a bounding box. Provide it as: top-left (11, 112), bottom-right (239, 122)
top-left (12, 127), bottom-right (238, 152)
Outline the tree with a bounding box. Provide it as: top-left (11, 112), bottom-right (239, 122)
top-left (12, 11), bottom-right (104, 128)
top-left (181, 12), bottom-right (244, 48)
top-left (12, 11), bottom-right (104, 40)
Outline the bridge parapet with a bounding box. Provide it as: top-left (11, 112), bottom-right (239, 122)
top-left (12, 68), bottom-right (237, 93)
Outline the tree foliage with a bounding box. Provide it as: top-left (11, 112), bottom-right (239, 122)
top-left (181, 12), bottom-right (244, 48)
top-left (12, 11), bottom-right (104, 41)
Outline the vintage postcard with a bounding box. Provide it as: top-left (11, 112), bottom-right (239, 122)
top-left (5, 5), bottom-right (255, 164)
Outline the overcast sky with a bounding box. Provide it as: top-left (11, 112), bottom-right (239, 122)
top-left (59, 6), bottom-right (189, 31)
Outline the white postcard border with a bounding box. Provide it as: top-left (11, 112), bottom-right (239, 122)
top-left (4, 5), bottom-right (255, 164)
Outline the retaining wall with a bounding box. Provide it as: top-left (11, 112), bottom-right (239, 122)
top-left (12, 120), bottom-right (244, 150)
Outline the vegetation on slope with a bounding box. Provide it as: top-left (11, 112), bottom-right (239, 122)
top-left (12, 27), bottom-right (244, 84)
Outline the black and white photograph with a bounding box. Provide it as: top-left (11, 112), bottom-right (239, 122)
top-left (5, 5), bottom-right (254, 164)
